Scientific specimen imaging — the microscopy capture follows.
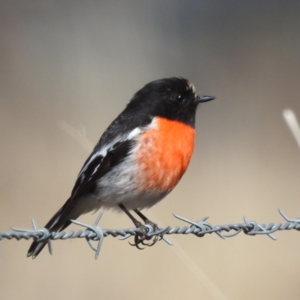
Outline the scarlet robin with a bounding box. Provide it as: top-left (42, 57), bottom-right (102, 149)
top-left (27, 77), bottom-right (215, 258)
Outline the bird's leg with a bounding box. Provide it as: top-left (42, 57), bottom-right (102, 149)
top-left (118, 203), bottom-right (142, 228)
top-left (133, 209), bottom-right (162, 246)
top-left (118, 203), bottom-right (149, 249)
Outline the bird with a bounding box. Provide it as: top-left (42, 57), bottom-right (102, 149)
top-left (27, 77), bottom-right (215, 258)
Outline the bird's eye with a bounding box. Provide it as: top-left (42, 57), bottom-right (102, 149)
top-left (176, 94), bottom-right (185, 103)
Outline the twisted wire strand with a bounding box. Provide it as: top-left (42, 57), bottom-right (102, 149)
top-left (0, 209), bottom-right (299, 259)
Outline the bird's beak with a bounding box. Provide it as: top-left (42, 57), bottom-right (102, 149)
top-left (195, 95), bottom-right (215, 103)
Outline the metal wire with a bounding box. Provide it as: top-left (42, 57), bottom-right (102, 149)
top-left (1, 209), bottom-right (300, 259)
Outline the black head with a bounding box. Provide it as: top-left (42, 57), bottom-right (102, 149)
top-left (127, 77), bottom-right (215, 127)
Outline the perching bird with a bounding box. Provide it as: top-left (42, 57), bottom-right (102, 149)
top-left (27, 77), bottom-right (215, 258)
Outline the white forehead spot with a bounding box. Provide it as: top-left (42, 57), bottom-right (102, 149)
top-left (187, 81), bottom-right (196, 95)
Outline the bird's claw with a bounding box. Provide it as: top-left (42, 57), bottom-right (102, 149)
top-left (129, 222), bottom-right (163, 250)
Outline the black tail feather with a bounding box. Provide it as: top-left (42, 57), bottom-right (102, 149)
top-left (27, 197), bottom-right (79, 258)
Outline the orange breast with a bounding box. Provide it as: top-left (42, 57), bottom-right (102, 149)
top-left (135, 117), bottom-right (195, 192)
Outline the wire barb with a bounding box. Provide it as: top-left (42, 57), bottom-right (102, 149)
top-left (70, 212), bottom-right (105, 259)
top-left (1, 210), bottom-right (299, 259)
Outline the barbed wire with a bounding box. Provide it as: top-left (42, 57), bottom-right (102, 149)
top-left (0, 209), bottom-right (300, 259)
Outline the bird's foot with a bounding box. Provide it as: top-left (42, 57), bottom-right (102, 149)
top-left (129, 221), bottom-right (162, 250)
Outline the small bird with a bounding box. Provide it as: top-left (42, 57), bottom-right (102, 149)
top-left (27, 77), bottom-right (215, 258)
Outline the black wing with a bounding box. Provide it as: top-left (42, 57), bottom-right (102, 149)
top-left (71, 139), bottom-right (134, 200)
top-left (71, 106), bottom-right (152, 199)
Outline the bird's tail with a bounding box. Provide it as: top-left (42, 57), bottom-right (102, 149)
top-left (27, 197), bottom-right (79, 258)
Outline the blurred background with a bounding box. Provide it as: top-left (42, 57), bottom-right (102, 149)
top-left (1, 1), bottom-right (300, 299)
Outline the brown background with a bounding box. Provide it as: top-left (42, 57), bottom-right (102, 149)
top-left (1, 1), bottom-right (300, 299)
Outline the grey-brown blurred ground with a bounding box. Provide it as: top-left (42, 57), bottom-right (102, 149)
top-left (1, 1), bottom-right (300, 299)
